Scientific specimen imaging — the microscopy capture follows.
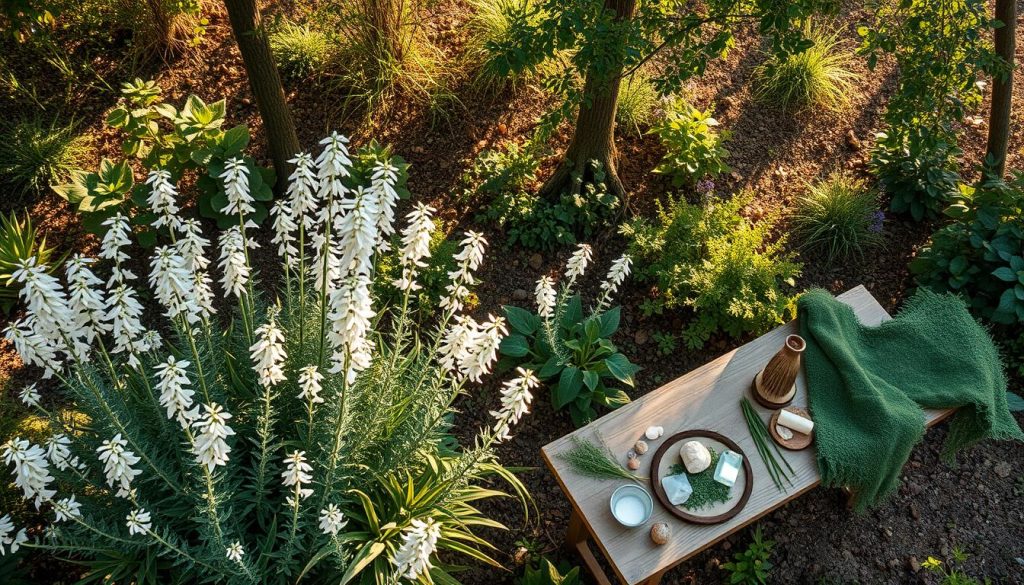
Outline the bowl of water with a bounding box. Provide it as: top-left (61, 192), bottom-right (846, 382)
top-left (610, 484), bottom-right (653, 527)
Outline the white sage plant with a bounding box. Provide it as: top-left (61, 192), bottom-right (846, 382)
top-left (0, 133), bottom-right (536, 584)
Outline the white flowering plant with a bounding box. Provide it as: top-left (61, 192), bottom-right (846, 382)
top-left (497, 244), bottom-right (638, 426)
top-left (3, 132), bottom-right (536, 584)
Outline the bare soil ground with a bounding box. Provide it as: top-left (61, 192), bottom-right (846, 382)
top-left (0, 0), bottom-right (1022, 583)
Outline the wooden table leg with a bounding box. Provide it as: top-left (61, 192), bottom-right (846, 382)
top-left (565, 508), bottom-right (614, 585)
top-left (565, 508), bottom-right (586, 552)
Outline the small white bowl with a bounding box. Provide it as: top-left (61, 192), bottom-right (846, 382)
top-left (610, 484), bottom-right (653, 527)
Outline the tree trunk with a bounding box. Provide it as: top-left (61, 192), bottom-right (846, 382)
top-left (224, 0), bottom-right (300, 192)
top-left (538, 0), bottom-right (637, 201)
top-left (985, 0), bottom-right (1016, 177)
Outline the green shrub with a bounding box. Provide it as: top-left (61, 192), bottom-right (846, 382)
top-left (473, 144), bottom-right (618, 250)
top-left (0, 134), bottom-right (530, 583)
top-left (623, 192), bottom-right (800, 348)
top-left (871, 128), bottom-right (961, 221)
top-left (911, 170), bottom-right (1024, 325)
top-left (753, 25), bottom-right (859, 112)
top-left (0, 116), bottom-right (88, 200)
top-left (791, 173), bottom-right (884, 262)
top-left (466, 0), bottom-right (533, 90)
top-left (859, 0), bottom-right (1000, 222)
top-left (652, 100), bottom-right (730, 187)
top-left (0, 211), bottom-right (65, 314)
top-left (721, 525), bottom-right (774, 584)
top-left (270, 21), bottom-right (332, 80)
top-left (374, 222), bottom-right (461, 316)
top-left (616, 72), bottom-right (659, 134)
top-left (53, 79), bottom-right (277, 242)
top-left (498, 245), bottom-right (637, 426)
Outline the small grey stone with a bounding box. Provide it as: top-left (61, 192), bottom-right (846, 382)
top-left (512, 289), bottom-right (529, 301)
top-left (529, 254), bottom-right (543, 270)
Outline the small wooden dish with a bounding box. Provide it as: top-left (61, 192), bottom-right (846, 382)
top-left (768, 407), bottom-right (814, 450)
top-left (649, 430), bottom-right (753, 525)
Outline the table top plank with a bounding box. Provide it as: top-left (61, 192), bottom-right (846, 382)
top-left (541, 286), bottom-right (952, 584)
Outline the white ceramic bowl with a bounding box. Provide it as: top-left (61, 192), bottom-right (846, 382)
top-left (609, 484), bottom-right (653, 527)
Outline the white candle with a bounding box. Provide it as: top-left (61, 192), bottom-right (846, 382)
top-left (778, 409), bottom-right (814, 435)
top-left (614, 495), bottom-right (646, 525)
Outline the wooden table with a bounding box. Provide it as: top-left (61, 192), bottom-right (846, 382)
top-left (541, 286), bottom-right (954, 585)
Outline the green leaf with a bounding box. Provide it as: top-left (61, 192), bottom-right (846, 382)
top-left (561, 295), bottom-right (583, 329)
top-left (499, 334), bottom-right (530, 358)
top-left (553, 366), bottom-right (583, 409)
top-left (597, 306), bottom-right (620, 337)
top-left (605, 353), bottom-right (637, 386)
top-left (219, 124), bottom-right (250, 155)
top-left (338, 541), bottom-right (386, 585)
top-left (504, 305), bottom-right (539, 335)
top-left (539, 356), bottom-right (563, 379)
top-left (584, 317), bottom-right (600, 343)
top-left (582, 369), bottom-right (599, 391)
top-left (992, 266), bottom-right (1017, 282)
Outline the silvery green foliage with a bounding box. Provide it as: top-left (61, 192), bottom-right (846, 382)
top-left (1, 134), bottom-right (536, 584)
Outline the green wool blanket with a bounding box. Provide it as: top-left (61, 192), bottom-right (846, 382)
top-left (797, 288), bottom-right (1023, 511)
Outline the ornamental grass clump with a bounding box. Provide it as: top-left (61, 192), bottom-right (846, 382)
top-left (0, 132), bottom-right (538, 584)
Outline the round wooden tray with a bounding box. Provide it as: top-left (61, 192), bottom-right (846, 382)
top-left (649, 430), bottom-right (753, 525)
top-left (768, 407), bottom-right (814, 450)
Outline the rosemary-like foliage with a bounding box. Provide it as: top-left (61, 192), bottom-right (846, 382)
top-left (559, 436), bottom-right (639, 482)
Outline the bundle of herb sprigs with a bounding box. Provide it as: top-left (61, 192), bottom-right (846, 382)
top-left (741, 397), bottom-right (795, 491)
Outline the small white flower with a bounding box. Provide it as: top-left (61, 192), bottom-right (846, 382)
top-left (250, 314), bottom-right (287, 388)
top-left (392, 517), bottom-right (441, 581)
top-left (125, 507), bottom-right (151, 536)
top-left (12, 257), bottom-right (78, 359)
top-left (191, 403), bottom-right (234, 472)
top-left (597, 253), bottom-right (632, 309)
top-left (0, 514), bottom-right (23, 555)
top-left (281, 450), bottom-right (313, 505)
top-left (177, 219), bottom-right (212, 273)
top-left (461, 315), bottom-right (507, 383)
top-left (271, 200), bottom-right (299, 268)
top-left (440, 231), bottom-right (487, 314)
top-left (287, 152), bottom-right (320, 229)
top-left (565, 243), bottom-right (593, 284)
top-left (437, 315), bottom-right (476, 375)
top-left (218, 226), bottom-right (250, 299)
top-left (99, 213), bottom-right (136, 285)
top-left (155, 356), bottom-right (196, 428)
top-left (96, 434), bottom-right (142, 498)
top-left (66, 255), bottom-right (110, 344)
top-left (490, 368), bottom-right (539, 442)
top-left (19, 384), bottom-right (41, 408)
top-left (319, 503), bottom-right (348, 536)
top-left (226, 541), bottom-right (245, 563)
top-left (4, 318), bottom-right (60, 378)
top-left (2, 437), bottom-right (56, 508)
top-left (316, 132), bottom-right (353, 202)
top-left (53, 494), bottom-right (82, 523)
top-left (297, 365), bottom-right (324, 405)
top-left (45, 434), bottom-right (81, 471)
top-left (392, 203), bottom-right (436, 292)
top-left (220, 157), bottom-right (254, 216)
top-left (102, 284), bottom-right (148, 367)
top-left (535, 276), bottom-right (556, 319)
top-left (145, 169), bottom-right (181, 232)
top-left (369, 159), bottom-right (401, 249)
top-left (327, 274), bottom-right (375, 383)
top-left (335, 185), bottom-right (381, 277)
top-left (149, 246), bottom-right (200, 324)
